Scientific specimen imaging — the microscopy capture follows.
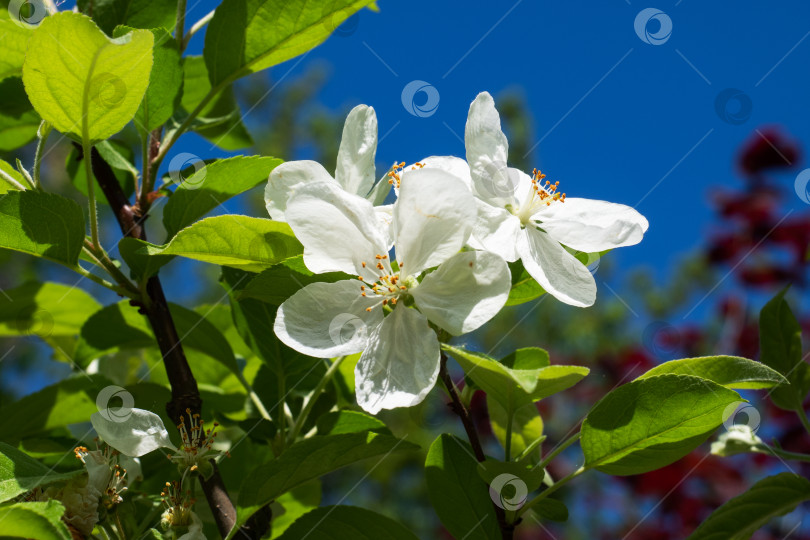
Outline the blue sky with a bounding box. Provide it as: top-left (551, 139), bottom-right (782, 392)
top-left (167, 0), bottom-right (810, 297)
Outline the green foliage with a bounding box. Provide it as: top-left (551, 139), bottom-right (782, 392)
top-left (759, 289), bottom-right (810, 410)
top-left (581, 374), bottom-right (741, 475)
top-left (162, 155), bottom-right (283, 238)
top-left (505, 260), bottom-right (546, 306)
top-left (276, 506), bottom-right (419, 539)
top-left (66, 140), bottom-right (136, 201)
top-left (637, 356), bottom-right (787, 389)
top-left (0, 158), bottom-right (26, 193)
top-left (239, 256), bottom-right (347, 304)
top-left (233, 432), bottom-right (418, 536)
top-left (0, 501), bottom-right (71, 540)
top-left (0, 281), bottom-right (101, 337)
top-left (487, 396), bottom-right (543, 460)
top-left (0, 18), bottom-right (32, 80)
top-left (22, 12), bottom-right (154, 143)
top-left (687, 473), bottom-right (810, 540)
top-left (0, 190), bottom-right (85, 267)
top-left (141, 215), bottom-right (302, 271)
top-left (531, 497), bottom-right (569, 523)
top-left (424, 434), bottom-right (501, 540)
top-left (0, 78), bottom-right (39, 151)
top-left (204, 0), bottom-right (377, 86)
top-left (0, 443), bottom-right (83, 503)
top-left (77, 0), bottom-right (177, 35)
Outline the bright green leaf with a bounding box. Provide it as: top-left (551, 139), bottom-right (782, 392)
top-left (162, 155), bottom-right (283, 238)
top-left (22, 12), bottom-right (154, 143)
top-left (270, 481), bottom-right (321, 538)
top-left (0, 281), bottom-right (101, 338)
top-left (581, 374), bottom-right (741, 475)
top-left (141, 215), bottom-right (302, 272)
top-left (276, 506), bottom-right (419, 540)
top-left (0, 158), bottom-right (27, 193)
top-left (204, 0), bottom-right (377, 87)
top-left (687, 473), bottom-right (810, 540)
top-left (0, 190), bottom-right (85, 267)
top-left (118, 237), bottom-right (173, 280)
top-left (488, 396), bottom-right (543, 460)
top-left (0, 18), bottom-right (32, 81)
top-left (0, 501), bottom-right (71, 540)
top-left (316, 410), bottom-right (389, 436)
top-left (506, 260), bottom-right (546, 306)
top-left (638, 356), bottom-right (787, 390)
top-left (239, 256), bottom-right (346, 304)
top-left (0, 443), bottom-right (84, 503)
top-left (424, 434), bottom-right (501, 540)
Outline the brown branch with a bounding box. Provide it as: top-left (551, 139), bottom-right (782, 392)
top-left (81, 145), bottom-right (269, 539)
top-left (439, 353), bottom-right (515, 540)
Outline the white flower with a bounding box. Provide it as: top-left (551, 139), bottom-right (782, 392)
top-left (274, 167), bottom-right (511, 414)
top-left (91, 407), bottom-right (223, 477)
top-left (425, 92), bottom-right (649, 307)
top-left (265, 104), bottom-right (393, 234)
top-left (710, 425), bottom-right (764, 457)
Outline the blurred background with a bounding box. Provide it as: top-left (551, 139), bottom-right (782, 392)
top-left (3, 1), bottom-right (810, 538)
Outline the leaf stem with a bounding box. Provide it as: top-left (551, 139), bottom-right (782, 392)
top-left (33, 121), bottom-right (51, 189)
top-left (755, 443), bottom-right (810, 463)
top-left (536, 431), bottom-right (582, 471)
top-left (236, 370), bottom-right (273, 422)
top-left (183, 8), bottom-right (215, 49)
top-left (82, 240), bottom-right (140, 296)
top-left (504, 409), bottom-right (514, 461)
top-left (796, 407), bottom-right (810, 436)
top-left (74, 263), bottom-right (136, 298)
top-left (517, 465), bottom-right (587, 518)
top-left (0, 167), bottom-right (27, 191)
top-left (83, 139), bottom-right (100, 250)
top-left (175, 0), bottom-right (188, 51)
top-left (288, 356), bottom-right (347, 444)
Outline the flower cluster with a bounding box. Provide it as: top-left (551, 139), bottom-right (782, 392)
top-left (267, 92), bottom-right (649, 414)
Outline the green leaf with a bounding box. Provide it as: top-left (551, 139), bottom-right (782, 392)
top-left (66, 140), bottom-right (136, 202)
top-left (759, 289), bottom-right (810, 410)
top-left (488, 396), bottom-right (543, 460)
top-left (22, 12), bottom-right (154, 143)
top-left (0, 77), bottom-right (39, 151)
top-left (276, 506), bottom-right (419, 540)
top-left (77, 0), bottom-right (177, 36)
top-left (118, 237), bottom-right (173, 280)
top-left (501, 347), bottom-right (551, 370)
top-left (424, 434), bottom-right (501, 540)
top-left (142, 215), bottom-right (302, 272)
top-left (476, 458), bottom-right (545, 494)
top-left (162, 155), bottom-right (283, 238)
top-left (531, 498), bottom-right (569, 523)
top-left (114, 26), bottom-right (182, 132)
top-left (0, 443), bottom-right (84, 503)
top-left (178, 56), bottom-right (252, 150)
top-left (687, 473), bottom-right (810, 540)
top-left (444, 344), bottom-right (588, 403)
top-left (0, 18), bottom-right (32, 81)
top-left (75, 301), bottom-right (238, 374)
top-left (204, 0), bottom-right (376, 87)
top-left (0, 190), bottom-right (85, 267)
top-left (0, 501), bottom-right (71, 540)
top-left (316, 410), bottom-right (390, 436)
top-left (0, 376), bottom-right (110, 442)
top-left (0, 158), bottom-right (27, 193)
top-left (232, 432), bottom-right (418, 537)
top-left (270, 481), bottom-right (321, 538)
top-left (0, 281), bottom-right (101, 338)
top-left (240, 256), bottom-right (347, 304)
top-left (581, 374), bottom-right (741, 475)
top-left (505, 260), bottom-right (546, 306)
top-left (638, 356), bottom-right (787, 390)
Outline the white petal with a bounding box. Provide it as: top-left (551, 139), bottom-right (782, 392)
top-left (465, 92), bottom-right (514, 206)
top-left (537, 198), bottom-right (649, 253)
top-left (394, 168), bottom-right (476, 275)
top-left (417, 155), bottom-right (473, 190)
top-left (335, 105), bottom-right (377, 197)
top-left (264, 161), bottom-right (335, 222)
top-left (518, 226), bottom-right (597, 307)
top-left (412, 251), bottom-right (511, 335)
top-left (178, 512), bottom-right (206, 540)
top-left (275, 280), bottom-right (384, 358)
top-left (286, 182), bottom-right (389, 278)
top-left (355, 305), bottom-right (440, 414)
top-left (471, 199), bottom-right (522, 262)
top-left (119, 455), bottom-right (143, 482)
top-left (374, 204), bottom-right (394, 249)
top-left (91, 408), bottom-right (176, 457)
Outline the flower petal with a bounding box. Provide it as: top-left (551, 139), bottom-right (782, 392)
top-left (286, 182), bottom-right (389, 277)
top-left (335, 104), bottom-right (377, 197)
top-left (374, 204), bottom-right (394, 248)
top-left (417, 155), bottom-right (473, 190)
top-left (518, 226), bottom-right (597, 307)
top-left (355, 305), bottom-right (440, 414)
top-left (275, 280), bottom-right (383, 358)
top-left (264, 160), bottom-right (334, 222)
top-left (178, 512), bottom-right (206, 540)
top-left (91, 408), bottom-right (176, 457)
top-left (412, 251), bottom-right (511, 335)
top-left (465, 92), bottom-right (515, 206)
top-left (537, 198), bottom-right (649, 252)
top-left (394, 168), bottom-right (476, 275)
top-left (471, 199), bottom-right (522, 262)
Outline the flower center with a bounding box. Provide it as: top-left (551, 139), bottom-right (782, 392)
top-left (166, 408), bottom-right (222, 472)
top-left (161, 481), bottom-right (195, 527)
top-left (387, 161), bottom-right (425, 189)
top-left (515, 168), bottom-right (566, 225)
top-left (358, 254), bottom-right (414, 310)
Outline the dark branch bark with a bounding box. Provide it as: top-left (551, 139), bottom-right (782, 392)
top-left (82, 145), bottom-right (270, 538)
top-left (439, 354), bottom-right (515, 540)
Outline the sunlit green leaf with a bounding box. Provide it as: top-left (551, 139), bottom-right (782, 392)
top-left (638, 355), bottom-right (786, 390)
